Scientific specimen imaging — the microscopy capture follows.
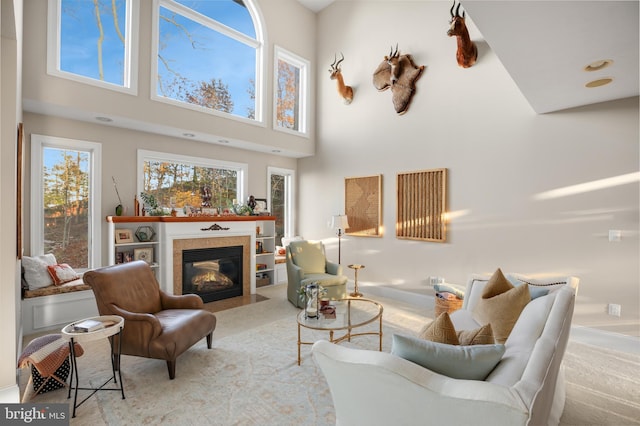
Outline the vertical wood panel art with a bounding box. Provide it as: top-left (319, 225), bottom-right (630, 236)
top-left (396, 168), bottom-right (447, 242)
top-left (345, 175), bottom-right (382, 237)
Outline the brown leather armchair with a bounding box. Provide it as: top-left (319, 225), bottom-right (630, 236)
top-left (83, 261), bottom-right (217, 380)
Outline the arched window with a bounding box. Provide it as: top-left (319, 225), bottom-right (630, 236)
top-left (152, 0), bottom-right (264, 123)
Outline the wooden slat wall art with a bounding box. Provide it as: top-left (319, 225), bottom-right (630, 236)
top-left (345, 175), bottom-right (382, 237)
top-left (396, 168), bottom-right (447, 242)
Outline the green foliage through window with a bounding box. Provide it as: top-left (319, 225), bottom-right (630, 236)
top-left (142, 160), bottom-right (239, 211)
top-left (43, 147), bottom-right (90, 268)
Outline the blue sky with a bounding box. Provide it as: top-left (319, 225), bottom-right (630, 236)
top-left (60, 0), bottom-right (255, 117)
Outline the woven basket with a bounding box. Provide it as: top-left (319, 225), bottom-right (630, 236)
top-left (434, 293), bottom-right (463, 317)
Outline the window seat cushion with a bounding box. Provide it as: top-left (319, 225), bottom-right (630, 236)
top-left (22, 278), bottom-right (90, 299)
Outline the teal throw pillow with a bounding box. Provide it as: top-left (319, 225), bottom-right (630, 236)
top-left (391, 334), bottom-right (505, 380)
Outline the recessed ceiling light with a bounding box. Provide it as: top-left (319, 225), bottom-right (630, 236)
top-left (95, 116), bottom-right (113, 122)
top-left (585, 77), bottom-right (613, 88)
top-left (218, 139), bottom-right (230, 144)
top-left (584, 59), bottom-right (613, 72)
top-left (182, 133), bottom-right (195, 137)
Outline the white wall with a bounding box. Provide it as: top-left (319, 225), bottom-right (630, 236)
top-left (0, 0), bottom-right (22, 403)
top-left (299, 1), bottom-right (639, 335)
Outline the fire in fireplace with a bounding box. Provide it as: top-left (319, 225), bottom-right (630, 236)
top-left (182, 246), bottom-right (243, 303)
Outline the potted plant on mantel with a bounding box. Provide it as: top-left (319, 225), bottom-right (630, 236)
top-left (139, 192), bottom-right (167, 216)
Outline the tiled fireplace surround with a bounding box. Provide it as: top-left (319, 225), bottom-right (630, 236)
top-left (159, 219), bottom-right (259, 298)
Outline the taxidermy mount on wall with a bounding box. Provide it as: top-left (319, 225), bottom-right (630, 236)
top-left (448, 0), bottom-right (477, 68)
top-left (372, 45), bottom-right (424, 115)
top-left (329, 53), bottom-right (354, 104)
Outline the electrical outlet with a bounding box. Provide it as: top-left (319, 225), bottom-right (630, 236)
top-left (607, 303), bottom-right (621, 317)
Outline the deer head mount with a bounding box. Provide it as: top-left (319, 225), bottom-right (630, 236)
top-left (329, 53), bottom-right (354, 105)
top-left (448, 1), bottom-right (477, 68)
top-left (372, 45), bottom-right (425, 115)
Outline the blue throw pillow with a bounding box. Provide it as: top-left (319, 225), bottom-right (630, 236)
top-left (391, 334), bottom-right (505, 380)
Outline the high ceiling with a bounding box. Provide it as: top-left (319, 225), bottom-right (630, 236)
top-left (298, 0), bottom-right (639, 113)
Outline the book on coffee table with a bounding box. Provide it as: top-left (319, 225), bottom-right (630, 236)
top-left (72, 319), bottom-right (104, 332)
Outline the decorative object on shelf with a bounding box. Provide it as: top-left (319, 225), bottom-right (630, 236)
top-left (253, 198), bottom-right (268, 214)
top-left (373, 44), bottom-right (424, 114)
top-left (348, 264), bottom-right (365, 297)
top-left (115, 229), bottom-right (134, 244)
top-left (329, 53), bottom-right (354, 105)
top-left (135, 225), bottom-right (156, 242)
top-left (447, 0), bottom-right (477, 68)
top-left (133, 248), bottom-right (153, 264)
top-left (200, 186), bottom-right (212, 207)
top-left (112, 176), bottom-right (124, 216)
top-left (331, 214), bottom-right (350, 264)
top-left (345, 175), bottom-right (383, 237)
top-left (247, 195), bottom-right (257, 211)
top-left (139, 192), bottom-right (165, 216)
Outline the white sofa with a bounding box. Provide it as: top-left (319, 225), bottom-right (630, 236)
top-left (312, 273), bottom-right (579, 426)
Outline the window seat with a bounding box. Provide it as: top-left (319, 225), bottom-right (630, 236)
top-left (22, 278), bottom-right (90, 298)
top-left (21, 276), bottom-right (98, 336)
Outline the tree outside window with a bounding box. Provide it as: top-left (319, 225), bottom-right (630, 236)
top-left (31, 135), bottom-right (101, 271)
top-left (43, 148), bottom-right (90, 268)
top-left (155, 0), bottom-right (259, 120)
top-left (138, 151), bottom-right (247, 213)
top-left (52, 0), bottom-right (135, 90)
top-left (274, 46), bottom-right (308, 135)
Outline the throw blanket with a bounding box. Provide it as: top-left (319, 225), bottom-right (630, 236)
top-left (18, 334), bottom-right (83, 377)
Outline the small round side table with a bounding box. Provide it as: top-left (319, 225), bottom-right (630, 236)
top-left (61, 315), bottom-right (125, 418)
top-left (348, 264), bottom-right (365, 297)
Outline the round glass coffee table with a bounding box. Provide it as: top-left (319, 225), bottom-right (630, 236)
top-left (297, 298), bottom-right (383, 365)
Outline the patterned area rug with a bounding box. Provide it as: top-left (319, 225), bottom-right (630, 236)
top-left (19, 289), bottom-right (640, 425)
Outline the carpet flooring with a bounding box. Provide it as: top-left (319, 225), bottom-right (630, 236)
top-left (19, 284), bottom-right (640, 425)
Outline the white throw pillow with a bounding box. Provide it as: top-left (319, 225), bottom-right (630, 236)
top-left (391, 334), bottom-right (505, 380)
top-left (22, 254), bottom-right (57, 290)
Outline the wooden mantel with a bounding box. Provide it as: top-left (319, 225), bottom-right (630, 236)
top-left (107, 215), bottom-right (276, 223)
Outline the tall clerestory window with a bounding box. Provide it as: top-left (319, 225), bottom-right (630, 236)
top-left (152, 0), bottom-right (264, 122)
top-left (274, 46), bottom-right (309, 136)
top-left (48, 0), bottom-right (139, 93)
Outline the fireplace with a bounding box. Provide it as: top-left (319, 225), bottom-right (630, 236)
top-left (173, 235), bottom-right (252, 303)
top-left (182, 246), bottom-right (243, 303)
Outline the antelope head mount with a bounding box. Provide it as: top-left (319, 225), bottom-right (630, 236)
top-left (448, 1), bottom-right (478, 68)
top-left (372, 44), bottom-right (425, 115)
top-left (329, 53), bottom-right (354, 105)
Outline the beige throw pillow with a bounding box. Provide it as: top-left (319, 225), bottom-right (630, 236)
top-left (457, 323), bottom-right (495, 345)
top-left (418, 312), bottom-right (460, 345)
top-left (472, 268), bottom-right (531, 344)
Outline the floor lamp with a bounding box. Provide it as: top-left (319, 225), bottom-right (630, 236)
top-left (331, 215), bottom-right (350, 264)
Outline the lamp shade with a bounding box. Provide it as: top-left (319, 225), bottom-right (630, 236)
top-left (331, 215), bottom-right (350, 231)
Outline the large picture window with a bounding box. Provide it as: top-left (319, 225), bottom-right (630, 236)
top-left (138, 150), bottom-right (248, 213)
top-left (274, 46), bottom-right (309, 136)
top-left (153, 0), bottom-right (263, 122)
top-left (47, 0), bottom-right (138, 93)
top-left (31, 135), bottom-right (102, 270)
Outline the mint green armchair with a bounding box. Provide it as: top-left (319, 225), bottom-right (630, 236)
top-left (286, 240), bottom-right (348, 308)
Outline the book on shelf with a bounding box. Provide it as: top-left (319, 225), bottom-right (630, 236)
top-left (72, 319), bottom-right (104, 332)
